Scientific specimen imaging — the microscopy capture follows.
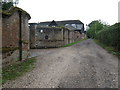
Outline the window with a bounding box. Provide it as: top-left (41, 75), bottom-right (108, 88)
top-left (35, 34), bottom-right (37, 36)
top-left (52, 26), bottom-right (55, 27)
top-left (71, 24), bottom-right (76, 28)
top-left (40, 29), bottom-right (43, 33)
top-left (40, 30), bottom-right (43, 33)
top-left (65, 24), bottom-right (69, 26)
top-left (45, 35), bottom-right (48, 39)
top-left (77, 24), bottom-right (83, 29)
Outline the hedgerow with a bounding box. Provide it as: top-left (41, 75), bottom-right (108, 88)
top-left (95, 23), bottom-right (120, 51)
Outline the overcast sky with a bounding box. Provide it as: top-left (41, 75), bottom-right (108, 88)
top-left (18, 0), bottom-right (119, 25)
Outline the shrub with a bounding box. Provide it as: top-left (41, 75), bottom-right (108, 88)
top-left (95, 23), bottom-right (120, 51)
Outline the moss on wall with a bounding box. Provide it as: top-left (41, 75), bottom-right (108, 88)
top-left (1, 7), bottom-right (31, 19)
top-left (2, 47), bottom-right (19, 53)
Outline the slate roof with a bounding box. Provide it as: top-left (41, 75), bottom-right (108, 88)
top-left (49, 20), bottom-right (58, 26)
top-left (38, 22), bottom-right (50, 27)
top-left (38, 20), bottom-right (84, 27)
top-left (57, 20), bottom-right (83, 26)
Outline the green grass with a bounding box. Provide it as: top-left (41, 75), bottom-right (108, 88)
top-left (0, 69), bottom-right (2, 85)
top-left (94, 39), bottom-right (120, 59)
top-left (2, 57), bottom-right (36, 84)
top-left (64, 38), bottom-right (87, 47)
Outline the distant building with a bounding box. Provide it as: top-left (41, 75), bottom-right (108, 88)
top-left (29, 20), bottom-right (86, 48)
top-left (39, 20), bottom-right (84, 33)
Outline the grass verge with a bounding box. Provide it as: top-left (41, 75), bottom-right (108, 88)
top-left (94, 40), bottom-right (120, 59)
top-left (64, 38), bottom-right (87, 47)
top-left (2, 57), bottom-right (36, 84)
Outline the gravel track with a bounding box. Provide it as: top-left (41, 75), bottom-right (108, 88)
top-left (2, 39), bottom-right (118, 88)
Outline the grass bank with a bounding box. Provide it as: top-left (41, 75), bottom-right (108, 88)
top-left (64, 39), bottom-right (87, 47)
top-left (94, 40), bottom-right (120, 59)
top-left (2, 57), bottom-right (36, 84)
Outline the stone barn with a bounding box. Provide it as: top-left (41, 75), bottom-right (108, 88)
top-left (29, 25), bottom-right (70, 48)
top-left (2, 7), bottom-right (31, 66)
top-left (39, 20), bottom-right (84, 33)
top-left (29, 20), bottom-right (85, 48)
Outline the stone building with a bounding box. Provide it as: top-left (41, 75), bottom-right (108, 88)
top-left (2, 7), bottom-right (31, 66)
top-left (29, 25), bottom-right (70, 48)
top-left (29, 20), bottom-right (86, 48)
top-left (39, 20), bottom-right (84, 33)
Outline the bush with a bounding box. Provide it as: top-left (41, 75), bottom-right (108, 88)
top-left (95, 23), bottom-right (120, 51)
top-left (86, 20), bottom-right (108, 38)
top-left (2, 2), bottom-right (13, 10)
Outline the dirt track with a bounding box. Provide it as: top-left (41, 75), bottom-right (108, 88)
top-left (3, 39), bottom-right (118, 88)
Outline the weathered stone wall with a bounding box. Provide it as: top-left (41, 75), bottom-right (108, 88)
top-left (74, 31), bottom-right (82, 42)
top-left (2, 7), bottom-right (31, 66)
top-left (2, 50), bottom-right (19, 67)
top-left (2, 12), bottom-right (19, 48)
top-left (29, 25), bottom-right (86, 48)
top-left (35, 27), bottom-right (65, 48)
top-left (29, 24), bottom-right (37, 48)
top-left (2, 12), bottom-right (20, 66)
top-left (36, 40), bottom-right (64, 48)
top-left (0, 13), bottom-right (2, 49)
top-left (36, 27), bottom-right (64, 41)
top-left (63, 28), bottom-right (69, 45)
top-left (0, 13), bottom-right (2, 70)
top-left (21, 12), bottom-right (30, 60)
top-left (68, 30), bottom-right (74, 43)
top-left (21, 15), bottom-right (30, 49)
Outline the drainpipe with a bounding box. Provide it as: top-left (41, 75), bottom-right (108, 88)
top-left (18, 11), bottom-right (22, 61)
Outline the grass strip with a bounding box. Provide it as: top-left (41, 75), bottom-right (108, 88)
top-left (2, 57), bottom-right (36, 84)
top-left (94, 39), bottom-right (120, 59)
top-left (64, 38), bottom-right (87, 47)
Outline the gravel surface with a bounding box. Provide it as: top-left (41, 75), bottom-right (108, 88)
top-left (2, 39), bottom-right (118, 88)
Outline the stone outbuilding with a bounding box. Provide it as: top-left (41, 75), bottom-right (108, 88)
top-left (2, 7), bottom-right (31, 66)
top-left (29, 25), bottom-right (70, 48)
top-left (39, 20), bottom-right (84, 33)
top-left (29, 20), bottom-right (86, 48)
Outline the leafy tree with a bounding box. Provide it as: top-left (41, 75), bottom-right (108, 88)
top-left (2, 2), bottom-right (13, 10)
top-left (86, 20), bottom-right (108, 38)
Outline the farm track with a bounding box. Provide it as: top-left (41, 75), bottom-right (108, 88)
top-left (3, 39), bottom-right (118, 88)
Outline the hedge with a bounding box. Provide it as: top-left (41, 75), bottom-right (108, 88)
top-left (95, 23), bottom-right (120, 51)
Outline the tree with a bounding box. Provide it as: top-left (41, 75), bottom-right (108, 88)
top-left (2, 2), bottom-right (13, 10)
top-left (2, 0), bottom-right (19, 10)
top-left (86, 20), bottom-right (108, 38)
